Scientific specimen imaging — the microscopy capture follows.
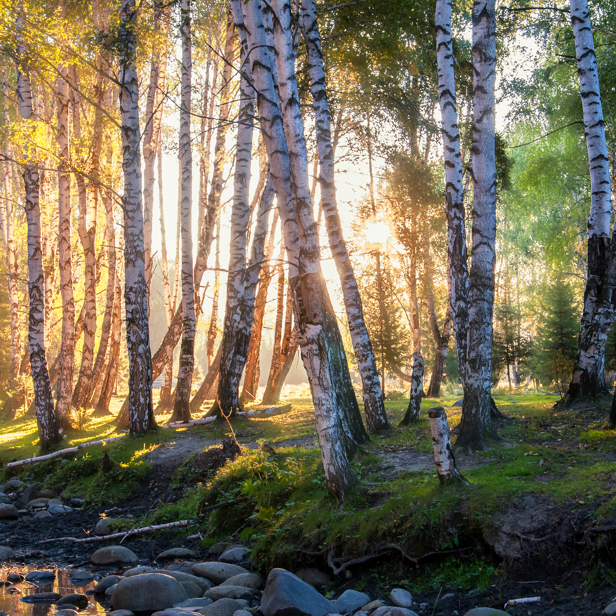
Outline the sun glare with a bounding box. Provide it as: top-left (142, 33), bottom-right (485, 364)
top-left (364, 220), bottom-right (391, 251)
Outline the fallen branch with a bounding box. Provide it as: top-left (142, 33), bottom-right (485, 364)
top-left (6, 436), bottom-right (126, 469)
top-left (327, 549), bottom-right (391, 575)
top-left (37, 520), bottom-right (188, 544)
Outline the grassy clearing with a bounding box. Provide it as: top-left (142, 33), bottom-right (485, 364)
top-left (2, 387), bottom-right (616, 589)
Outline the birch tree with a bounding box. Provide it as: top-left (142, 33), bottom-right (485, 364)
top-left (118, 0), bottom-right (156, 434)
top-left (172, 0), bottom-right (196, 423)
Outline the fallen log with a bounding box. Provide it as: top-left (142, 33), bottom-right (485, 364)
top-left (6, 436), bottom-right (126, 469)
top-left (38, 520), bottom-right (188, 544)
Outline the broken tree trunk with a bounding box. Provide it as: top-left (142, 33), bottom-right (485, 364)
top-left (428, 407), bottom-right (468, 485)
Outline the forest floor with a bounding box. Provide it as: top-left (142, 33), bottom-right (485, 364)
top-left (2, 388), bottom-right (616, 614)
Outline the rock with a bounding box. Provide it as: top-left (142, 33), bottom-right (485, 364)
top-left (0, 546), bottom-right (15, 562)
top-left (606, 603), bottom-right (616, 615)
top-left (95, 518), bottom-right (114, 536)
top-left (335, 590), bottom-right (371, 614)
top-left (48, 499), bottom-right (64, 506)
top-left (372, 609), bottom-right (418, 616)
top-left (232, 611), bottom-right (252, 616)
top-left (390, 589), bottom-right (413, 609)
top-left (361, 600), bottom-right (384, 612)
top-left (48, 504), bottom-right (73, 515)
top-left (167, 562), bottom-right (199, 575)
top-left (261, 569), bottom-right (335, 616)
top-left (150, 569), bottom-right (213, 592)
top-left (111, 574), bottom-right (189, 612)
top-left (463, 610), bottom-right (507, 616)
top-left (208, 543), bottom-right (229, 557)
top-left (4, 478), bottom-right (25, 490)
top-left (68, 570), bottom-right (94, 586)
top-left (158, 548), bottom-right (198, 561)
top-left (91, 545), bottom-right (138, 565)
top-left (293, 568), bottom-right (330, 589)
top-left (20, 593), bottom-right (62, 603)
top-left (192, 563), bottom-right (249, 585)
top-left (38, 488), bottom-right (57, 499)
top-left (25, 571), bottom-right (56, 583)
top-left (221, 573), bottom-right (263, 590)
top-left (56, 605), bottom-right (78, 611)
top-left (153, 610), bottom-right (201, 616)
top-left (0, 496), bottom-right (10, 505)
top-left (55, 610), bottom-right (79, 616)
top-left (180, 581), bottom-right (203, 599)
top-left (34, 511), bottom-right (53, 519)
top-left (109, 611), bottom-right (134, 616)
top-left (7, 573), bottom-right (24, 583)
top-left (20, 482), bottom-right (43, 505)
top-left (105, 584), bottom-right (118, 598)
top-left (196, 599), bottom-right (250, 616)
top-left (70, 498), bottom-right (84, 508)
top-left (218, 547), bottom-right (249, 564)
top-left (0, 504), bottom-right (19, 520)
top-left (452, 399), bottom-right (463, 407)
top-left (93, 575), bottom-right (122, 594)
top-left (174, 599), bottom-right (214, 609)
top-left (124, 566), bottom-right (154, 577)
top-left (57, 594), bottom-right (88, 609)
top-left (205, 587), bottom-right (254, 602)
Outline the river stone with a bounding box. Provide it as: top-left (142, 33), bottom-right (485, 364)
top-left (232, 611), bottom-right (252, 616)
top-left (158, 548), bottom-right (198, 561)
top-left (192, 563), bottom-right (249, 585)
top-left (48, 499), bottom-right (64, 506)
top-left (26, 571), bottom-right (56, 583)
top-left (218, 547), bottom-right (249, 564)
top-left (335, 590), bottom-right (371, 614)
top-left (208, 543), bottom-right (230, 557)
top-left (196, 599), bottom-right (250, 616)
top-left (109, 611), bottom-right (134, 616)
top-left (20, 592), bottom-right (62, 603)
top-left (105, 584), bottom-right (118, 598)
top-left (55, 605), bottom-right (78, 611)
top-left (55, 610), bottom-right (79, 616)
top-left (0, 496), bottom-right (10, 505)
top-left (361, 600), bottom-right (384, 612)
top-left (27, 498), bottom-right (50, 509)
top-left (221, 573), bottom-right (263, 590)
top-left (205, 587), bottom-right (254, 602)
top-left (57, 594), bottom-right (88, 609)
top-left (21, 483), bottom-right (43, 505)
top-left (111, 574), bottom-right (188, 612)
top-left (293, 568), bottom-right (330, 589)
top-left (34, 511), bottom-right (53, 519)
top-left (153, 610), bottom-right (200, 616)
top-left (91, 545), bottom-right (138, 565)
top-left (71, 498), bottom-right (84, 508)
top-left (95, 519), bottom-right (113, 536)
top-left (606, 603), bottom-right (616, 615)
top-left (150, 569), bottom-right (213, 592)
top-left (93, 575), bottom-right (122, 594)
top-left (167, 562), bottom-right (199, 576)
top-left (463, 610), bottom-right (507, 616)
top-left (7, 573), bottom-right (23, 583)
top-left (68, 570), bottom-right (94, 585)
top-left (180, 581), bottom-right (203, 599)
top-left (0, 504), bottom-right (19, 520)
top-left (372, 609), bottom-right (418, 616)
top-left (49, 504), bottom-right (73, 515)
top-left (390, 589), bottom-right (413, 609)
top-left (38, 488), bottom-right (56, 499)
top-left (174, 599), bottom-right (214, 609)
top-left (5, 479), bottom-right (25, 490)
top-left (0, 546), bottom-right (15, 562)
top-left (124, 566), bottom-right (153, 577)
top-left (261, 569), bottom-right (335, 616)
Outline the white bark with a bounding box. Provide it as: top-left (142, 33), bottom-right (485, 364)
top-left (172, 0), bottom-right (196, 422)
top-left (119, 0), bottom-right (156, 434)
top-left (428, 407), bottom-right (468, 484)
top-left (300, 0), bottom-right (389, 434)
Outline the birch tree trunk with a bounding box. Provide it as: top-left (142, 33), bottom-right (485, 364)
top-left (428, 407), bottom-right (468, 485)
top-left (264, 332), bottom-right (299, 404)
top-left (456, 0), bottom-right (498, 451)
top-left (264, 243), bottom-right (286, 398)
top-left (55, 61), bottom-right (75, 429)
top-left (172, 0), bottom-right (196, 423)
top-left (564, 0), bottom-right (616, 405)
top-left (143, 0), bottom-right (170, 305)
top-left (300, 0), bottom-right (389, 433)
top-left (435, 0), bottom-right (469, 390)
top-left (239, 0), bottom-right (360, 499)
top-left (16, 35), bottom-right (61, 451)
top-left (206, 217), bottom-right (221, 369)
top-left (119, 0), bottom-right (156, 435)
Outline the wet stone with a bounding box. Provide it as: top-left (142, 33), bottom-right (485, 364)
top-left (90, 545), bottom-right (138, 565)
top-left (0, 504), bottom-right (19, 520)
top-left (390, 589), bottom-right (413, 609)
top-left (20, 593), bottom-right (62, 603)
top-left (25, 571), bottom-right (56, 583)
top-left (0, 546), bottom-right (15, 562)
top-left (57, 594), bottom-right (88, 609)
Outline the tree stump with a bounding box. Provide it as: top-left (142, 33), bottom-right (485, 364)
top-left (428, 407), bottom-right (469, 485)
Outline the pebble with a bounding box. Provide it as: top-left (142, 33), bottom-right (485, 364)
top-left (25, 571), bottom-right (56, 583)
top-left (34, 511), bottom-right (53, 519)
top-left (390, 589), bottom-right (413, 609)
top-left (93, 575), bottom-right (122, 594)
top-left (90, 545), bottom-right (138, 565)
top-left (606, 603), bottom-right (616, 616)
top-left (0, 504), bottom-right (19, 520)
top-left (0, 546), bottom-right (15, 562)
top-left (463, 610), bottom-right (507, 616)
top-left (48, 504), bottom-right (73, 515)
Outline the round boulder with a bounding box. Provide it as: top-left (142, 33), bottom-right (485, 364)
top-left (25, 571), bottom-right (56, 584)
top-left (57, 595), bottom-right (88, 609)
top-left (123, 566), bottom-right (153, 577)
top-left (205, 587), bottom-right (254, 602)
top-left (48, 504), bottom-right (73, 515)
top-left (20, 592), bottom-right (62, 603)
top-left (91, 545), bottom-right (138, 565)
top-left (218, 547), bottom-right (249, 564)
top-left (38, 488), bottom-right (57, 499)
top-left (0, 504), bottom-right (19, 520)
top-left (0, 495), bottom-right (10, 505)
top-left (93, 575), bottom-right (122, 594)
top-left (192, 563), bottom-right (249, 585)
top-left (390, 589), bottom-right (413, 609)
top-left (111, 574), bottom-right (188, 612)
top-left (34, 511), bottom-right (53, 519)
top-left (0, 546), bottom-right (15, 562)
top-left (94, 518), bottom-right (113, 536)
top-left (335, 590), bottom-right (371, 615)
top-left (221, 573), bottom-right (263, 590)
top-left (4, 479), bottom-right (25, 490)
top-left (157, 548), bottom-right (198, 561)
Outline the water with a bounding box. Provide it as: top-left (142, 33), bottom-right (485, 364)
top-left (0, 567), bottom-right (106, 616)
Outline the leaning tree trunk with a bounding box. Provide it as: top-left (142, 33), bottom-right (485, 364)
top-left (264, 242), bottom-right (286, 399)
top-left (118, 0), bottom-right (156, 435)
top-left (15, 41), bottom-right (61, 452)
top-left (456, 0), bottom-right (498, 452)
top-left (565, 0), bottom-right (616, 406)
top-left (171, 0), bottom-right (196, 424)
top-left (55, 61), bottom-right (75, 429)
top-left (239, 0), bottom-right (361, 499)
top-left (300, 0), bottom-right (389, 434)
top-left (435, 0), bottom-right (469, 390)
